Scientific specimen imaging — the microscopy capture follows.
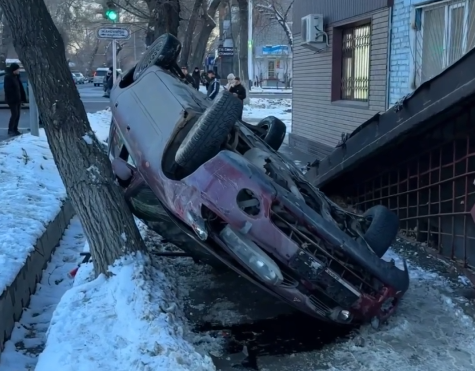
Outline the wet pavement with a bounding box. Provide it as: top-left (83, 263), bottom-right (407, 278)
top-left (147, 227), bottom-right (475, 371)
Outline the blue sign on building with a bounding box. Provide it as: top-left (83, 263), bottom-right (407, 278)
top-left (262, 45), bottom-right (289, 55)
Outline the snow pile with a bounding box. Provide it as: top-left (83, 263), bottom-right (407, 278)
top-left (0, 216), bottom-right (85, 370)
top-left (320, 248), bottom-right (475, 371)
top-left (34, 248), bottom-right (215, 371)
top-left (251, 87), bottom-right (292, 93)
top-left (244, 98), bottom-right (292, 133)
top-left (0, 132), bottom-right (66, 295)
top-left (87, 109), bottom-right (111, 143)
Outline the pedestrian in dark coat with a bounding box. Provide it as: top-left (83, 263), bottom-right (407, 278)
top-left (192, 67), bottom-right (201, 90)
top-left (4, 63), bottom-right (26, 136)
top-left (229, 76), bottom-right (246, 119)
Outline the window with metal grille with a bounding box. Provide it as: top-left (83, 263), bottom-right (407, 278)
top-left (340, 24), bottom-right (371, 101)
top-left (415, 0), bottom-right (475, 86)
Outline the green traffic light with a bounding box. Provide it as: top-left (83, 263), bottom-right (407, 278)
top-left (105, 10), bottom-right (118, 21)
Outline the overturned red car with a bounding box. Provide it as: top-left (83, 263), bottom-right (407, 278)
top-left (107, 33), bottom-right (409, 326)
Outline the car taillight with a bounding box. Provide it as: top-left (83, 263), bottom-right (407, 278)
top-left (94, 72), bottom-right (97, 76)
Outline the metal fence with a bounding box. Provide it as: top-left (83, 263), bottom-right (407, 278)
top-left (340, 103), bottom-right (475, 269)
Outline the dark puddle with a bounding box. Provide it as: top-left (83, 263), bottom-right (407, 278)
top-left (196, 311), bottom-right (356, 370)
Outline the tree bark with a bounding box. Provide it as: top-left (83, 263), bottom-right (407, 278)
top-left (237, 0), bottom-right (249, 102)
top-left (190, 0), bottom-right (221, 70)
top-left (179, 0), bottom-right (203, 68)
top-left (0, 13), bottom-right (11, 70)
top-left (0, 0), bottom-right (147, 276)
top-left (145, 0), bottom-right (181, 44)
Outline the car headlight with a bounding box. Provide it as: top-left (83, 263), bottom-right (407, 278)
top-left (220, 225), bottom-right (283, 285)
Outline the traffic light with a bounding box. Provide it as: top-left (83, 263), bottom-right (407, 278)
top-left (105, 1), bottom-right (118, 22)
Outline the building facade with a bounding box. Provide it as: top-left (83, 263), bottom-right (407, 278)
top-left (291, 0), bottom-right (393, 158)
top-left (389, 0), bottom-right (475, 105)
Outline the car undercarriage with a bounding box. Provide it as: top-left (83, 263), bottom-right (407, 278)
top-left (108, 33), bottom-right (409, 326)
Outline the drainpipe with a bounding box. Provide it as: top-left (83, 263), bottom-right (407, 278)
top-left (385, 6), bottom-right (393, 110)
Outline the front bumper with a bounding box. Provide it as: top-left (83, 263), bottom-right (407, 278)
top-left (179, 150), bottom-right (409, 323)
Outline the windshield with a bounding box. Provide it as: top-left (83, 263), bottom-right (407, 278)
top-left (95, 70), bottom-right (107, 77)
top-left (74, 73), bottom-right (82, 77)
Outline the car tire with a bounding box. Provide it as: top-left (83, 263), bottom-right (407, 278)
top-left (361, 205), bottom-right (399, 258)
top-left (94, 83), bottom-right (97, 87)
top-left (133, 33), bottom-right (182, 81)
top-left (256, 116), bottom-right (287, 151)
top-left (175, 91), bottom-right (241, 174)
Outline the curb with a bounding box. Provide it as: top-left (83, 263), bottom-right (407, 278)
top-left (0, 200), bottom-right (74, 351)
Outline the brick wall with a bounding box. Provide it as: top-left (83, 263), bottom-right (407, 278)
top-left (388, 0), bottom-right (427, 105)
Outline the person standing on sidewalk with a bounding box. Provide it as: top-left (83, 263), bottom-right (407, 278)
top-left (5, 63), bottom-right (26, 136)
top-left (181, 66), bottom-right (198, 89)
top-left (229, 76), bottom-right (246, 119)
top-left (206, 70), bottom-right (220, 100)
top-left (192, 67), bottom-right (201, 91)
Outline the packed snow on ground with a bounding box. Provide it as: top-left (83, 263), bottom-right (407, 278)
top-left (258, 247), bottom-right (475, 371)
top-left (33, 230), bottom-right (215, 371)
top-left (0, 109), bottom-right (126, 296)
top-left (0, 216), bottom-right (85, 370)
top-left (251, 87), bottom-right (292, 93)
top-left (0, 132), bottom-right (66, 296)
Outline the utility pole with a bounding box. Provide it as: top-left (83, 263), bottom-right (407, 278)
top-left (248, 0), bottom-right (253, 90)
top-left (105, 1), bottom-right (119, 84)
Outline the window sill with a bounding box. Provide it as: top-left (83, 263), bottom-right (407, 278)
top-left (331, 100), bottom-right (369, 110)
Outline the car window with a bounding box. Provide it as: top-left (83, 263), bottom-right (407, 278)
top-left (95, 70), bottom-right (107, 76)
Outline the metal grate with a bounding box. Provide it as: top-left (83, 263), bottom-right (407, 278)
top-left (340, 24), bottom-right (371, 101)
top-left (343, 104), bottom-right (475, 269)
top-left (414, 0), bottom-right (475, 87)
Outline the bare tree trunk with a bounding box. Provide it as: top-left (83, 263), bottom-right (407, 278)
top-left (86, 39), bottom-right (100, 74)
top-left (179, 0), bottom-right (203, 68)
top-left (0, 0), bottom-right (147, 276)
top-left (0, 13), bottom-right (11, 70)
top-left (146, 0), bottom-right (181, 43)
top-left (237, 0), bottom-right (249, 101)
top-left (190, 0), bottom-right (221, 70)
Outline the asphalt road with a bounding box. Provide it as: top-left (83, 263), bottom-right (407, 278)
top-left (0, 84), bottom-right (110, 141)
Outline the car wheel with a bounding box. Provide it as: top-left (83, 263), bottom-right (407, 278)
top-left (175, 91), bottom-right (241, 174)
top-left (361, 205), bottom-right (399, 258)
top-left (94, 83), bottom-right (97, 87)
top-left (133, 33), bottom-right (182, 81)
top-left (256, 116), bottom-right (287, 151)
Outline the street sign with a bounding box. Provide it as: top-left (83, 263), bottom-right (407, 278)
top-left (96, 27), bottom-right (131, 40)
top-left (218, 46), bottom-right (234, 56)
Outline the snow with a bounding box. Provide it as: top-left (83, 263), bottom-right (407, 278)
top-left (0, 216), bottom-right (85, 370)
top-left (85, 97), bottom-right (293, 144)
top-left (0, 109), bottom-right (116, 298)
top-left (310, 247), bottom-right (475, 371)
top-left (0, 132), bottom-right (66, 296)
top-left (250, 87), bottom-right (292, 93)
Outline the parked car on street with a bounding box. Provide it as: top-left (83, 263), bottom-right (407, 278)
top-left (108, 33), bottom-right (409, 326)
top-left (93, 67), bottom-right (122, 86)
top-left (0, 69), bottom-right (29, 105)
top-left (72, 72), bottom-right (85, 84)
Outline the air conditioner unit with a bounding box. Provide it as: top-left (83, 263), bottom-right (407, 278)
top-left (300, 14), bottom-right (328, 51)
